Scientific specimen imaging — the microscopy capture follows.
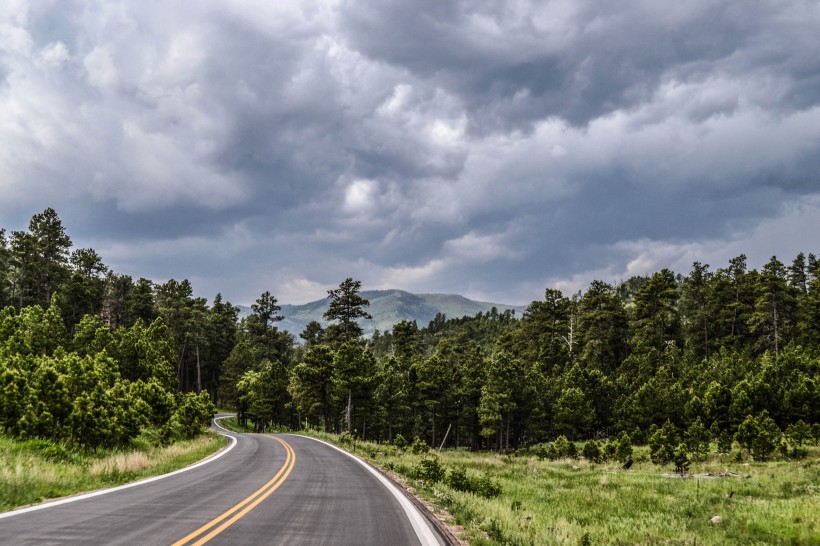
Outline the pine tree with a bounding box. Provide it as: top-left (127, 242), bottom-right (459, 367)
top-left (324, 278), bottom-right (372, 344)
top-left (748, 256), bottom-right (795, 357)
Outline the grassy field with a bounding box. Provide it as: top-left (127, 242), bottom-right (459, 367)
top-left (0, 432), bottom-right (227, 512)
top-left (293, 431), bottom-right (819, 545)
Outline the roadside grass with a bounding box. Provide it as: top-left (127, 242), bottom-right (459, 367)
top-left (0, 432), bottom-right (227, 512)
top-left (295, 431), bottom-right (820, 545)
top-left (217, 416), bottom-right (254, 433)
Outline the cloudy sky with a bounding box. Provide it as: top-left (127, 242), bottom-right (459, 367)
top-left (2, 0), bottom-right (819, 306)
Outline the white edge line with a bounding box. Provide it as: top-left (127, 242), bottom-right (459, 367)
top-left (0, 416), bottom-right (238, 520)
top-left (291, 435), bottom-right (443, 546)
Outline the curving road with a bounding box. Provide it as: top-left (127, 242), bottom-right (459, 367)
top-left (0, 420), bottom-right (447, 545)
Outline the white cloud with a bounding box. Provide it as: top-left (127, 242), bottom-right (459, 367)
top-left (343, 179), bottom-right (378, 213)
top-left (83, 46), bottom-right (119, 90)
top-left (37, 41), bottom-right (69, 67)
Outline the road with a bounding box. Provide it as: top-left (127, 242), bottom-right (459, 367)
top-left (0, 421), bottom-right (447, 545)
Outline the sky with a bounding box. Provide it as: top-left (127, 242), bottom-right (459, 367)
top-left (2, 0), bottom-right (819, 306)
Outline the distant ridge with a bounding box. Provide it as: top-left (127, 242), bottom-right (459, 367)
top-left (240, 289), bottom-right (525, 339)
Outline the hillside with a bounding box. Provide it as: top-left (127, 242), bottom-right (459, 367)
top-left (241, 290), bottom-right (525, 338)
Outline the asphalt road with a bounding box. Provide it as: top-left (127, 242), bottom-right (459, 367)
top-left (0, 421), bottom-right (447, 545)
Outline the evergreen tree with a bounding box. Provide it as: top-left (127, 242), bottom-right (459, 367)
top-left (680, 262), bottom-right (714, 361)
top-left (748, 256), bottom-right (796, 357)
top-left (27, 208), bottom-right (72, 307)
top-left (577, 280), bottom-right (628, 374)
top-left (712, 254), bottom-right (755, 348)
top-left (289, 345), bottom-right (336, 430)
top-left (0, 229), bottom-right (9, 308)
top-left (324, 278), bottom-right (372, 344)
top-left (553, 387), bottom-right (594, 440)
top-left (632, 269), bottom-right (681, 353)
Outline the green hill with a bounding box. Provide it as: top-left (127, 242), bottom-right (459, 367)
top-left (240, 289), bottom-right (524, 339)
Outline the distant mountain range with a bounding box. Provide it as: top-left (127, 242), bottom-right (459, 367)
top-left (239, 289), bottom-right (526, 339)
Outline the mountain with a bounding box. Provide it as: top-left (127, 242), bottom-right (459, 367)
top-left (239, 290), bottom-right (525, 339)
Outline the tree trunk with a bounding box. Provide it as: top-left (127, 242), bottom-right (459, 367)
top-left (196, 343), bottom-right (202, 394)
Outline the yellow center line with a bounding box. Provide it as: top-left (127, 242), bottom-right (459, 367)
top-left (171, 436), bottom-right (296, 546)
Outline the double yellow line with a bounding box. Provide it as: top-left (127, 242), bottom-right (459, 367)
top-left (172, 436), bottom-right (296, 546)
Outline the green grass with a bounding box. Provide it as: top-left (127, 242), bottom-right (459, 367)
top-left (0, 432), bottom-right (227, 512)
top-left (217, 416), bottom-right (254, 433)
top-left (296, 432), bottom-right (820, 545)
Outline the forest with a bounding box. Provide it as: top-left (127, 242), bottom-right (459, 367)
top-left (1, 209), bottom-right (818, 460)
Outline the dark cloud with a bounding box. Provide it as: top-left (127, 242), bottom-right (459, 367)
top-left (1, 1), bottom-right (819, 306)
top-left (339, 0), bottom-right (820, 132)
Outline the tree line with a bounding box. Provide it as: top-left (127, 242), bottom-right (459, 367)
top-left (225, 258), bottom-right (820, 456)
top-left (0, 209), bottom-right (219, 447)
top-left (2, 209), bottom-right (818, 454)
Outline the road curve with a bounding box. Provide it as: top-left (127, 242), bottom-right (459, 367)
top-left (0, 421), bottom-right (447, 545)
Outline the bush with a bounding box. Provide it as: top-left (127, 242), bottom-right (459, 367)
top-left (673, 443), bottom-right (690, 474)
top-left (446, 466), bottom-right (502, 498)
top-left (410, 436), bottom-right (429, 454)
top-left (631, 426), bottom-right (646, 445)
top-left (602, 441), bottom-right (617, 462)
top-left (447, 466), bottom-right (471, 491)
top-left (554, 435), bottom-right (571, 458)
top-left (717, 430), bottom-right (733, 454)
top-left (684, 418), bottom-right (710, 460)
top-left (413, 455), bottom-right (445, 483)
top-left (735, 411), bottom-right (781, 461)
top-left (536, 443), bottom-right (558, 461)
top-left (582, 440), bottom-right (601, 463)
top-left (475, 475), bottom-right (502, 498)
top-left (566, 439), bottom-right (579, 460)
top-left (785, 420), bottom-right (812, 447)
top-left (615, 430), bottom-right (633, 462)
top-left (649, 420), bottom-right (679, 465)
top-left (393, 434), bottom-right (407, 451)
top-left (20, 439), bottom-right (70, 462)
top-left (171, 391), bottom-right (216, 440)
top-left (812, 423), bottom-right (820, 445)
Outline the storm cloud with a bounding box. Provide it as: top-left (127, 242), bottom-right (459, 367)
top-left (1, 0), bottom-right (818, 305)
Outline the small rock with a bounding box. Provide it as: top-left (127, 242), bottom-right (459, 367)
top-left (710, 515), bottom-right (723, 525)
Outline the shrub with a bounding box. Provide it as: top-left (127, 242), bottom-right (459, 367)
top-left (536, 442), bottom-right (558, 461)
top-left (414, 455), bottom-right (445, 483)
top-left (672, 443), bottom-right (690, 474)
top-left (649, 420), bottom-right (679, 465)
top-left (393, 434), bottom-right (407, 451)
top-left (410, 436), bottom-right (429, 454)
top-left (445, 466), bottom-right (502, 498)
top-left (566, 439), bottom-right (579, 460)
top-left (785, 420), bottom-right (812, 447)
top-left (602, 441), bottom-right (617, 462)
top-left (812, 423), bottom-right (820, 445)
top-left (582, 440), bottom-right (601, 463)
top-left (475, 475), bottom-right (502, 498)
top-left (615, 430), bottom-right (633, 462)
top-left (631, 426), bottom-right (645, 445)
top-left (554, 435), bottom-right (571, 458)
top-left (717, 430), bottom-right (733, 454)
top-left (20, 439), bottom-right (69, 462)
top-left (171, 391), bottom-right (215, 440)
top-left (447, 466), bottom-right (471, 491)
top-left (684, 417), bottom-right (710, 460)
top-left (735, 411), bottom-right (781, 461)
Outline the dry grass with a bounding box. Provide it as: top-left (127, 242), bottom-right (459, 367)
top-left (0, 433), bottom-right (226, 512)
